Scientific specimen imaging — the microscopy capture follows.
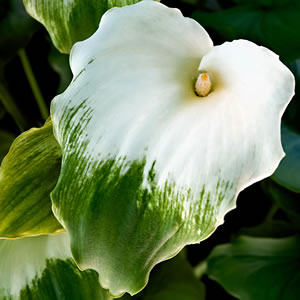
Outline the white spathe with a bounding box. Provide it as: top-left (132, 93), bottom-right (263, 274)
top-left (50, 0), bottom-right (295, 295)
top-left (52, 0), bottom-right (294, 201)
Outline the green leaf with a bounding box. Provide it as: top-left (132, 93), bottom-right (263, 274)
top-left (50, 1), bottom-right (294, 297)
top-left (0, 130), bottom-right (15, 162)
top-left (0, 0), bottom-right (39, 65)
top-left (207, 235), bottom-right (300, 300)
top-left (283, 60), bottom-right (300, 133)
top-left (0, 118), bottom-right (63, 238)
top-left (180, 0), bottom-right (199, 4)
top-left (128, 255), bottom-right (205, 300)
top-left (23, 0), bottom-right (144, 53)
top-left (262, 180), bottom-right (300, 227)
top-left (192, 2), bottom-right (300, 62)
top-left (0, 233), bottom-right (111, 300)
top-left (272, 125), bottom-right (300, 193)
top-left (233, 0), bottom-right (293, 6)
top-left (239, 220), bottom-right (297, 238)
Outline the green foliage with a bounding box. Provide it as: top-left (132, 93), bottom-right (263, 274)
top-left (272, 125), bottom-right (300, 193)
top-left (239, 219), bottom-right (297, 238)
top-left (263, 180), bottom-right (300, 228)
top-left (0, 119), bottom-right (63, 238)
top-left (0, 0), bottom-right (39, 66)
top-left (23, 0), bottom-right (144, 53)
top-left (121, 255), bottom-right (205, 300)
top-left (193, 0), bottom-right (300, 62)
top-left (48, 46), bottom-right (72, 93)
top-left (284, 59), bottom-right (300, 133)
top-left (207, 235), bottom-right (300, 300)
top-left (233, 0), bottom-right (293, 6)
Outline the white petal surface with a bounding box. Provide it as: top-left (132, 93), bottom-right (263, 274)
top-left (51, 1), bottom-right (294, 296)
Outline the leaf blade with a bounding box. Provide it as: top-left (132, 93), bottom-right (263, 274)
top-left (272, 125), bottom-right (300, 193)
top-left (0, 118), bottom-right (63, 238)
top-left (207, 235), bottom-right (300, 300)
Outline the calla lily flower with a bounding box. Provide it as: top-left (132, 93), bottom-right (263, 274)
top-left (50, 0), bottom-right (294, 297)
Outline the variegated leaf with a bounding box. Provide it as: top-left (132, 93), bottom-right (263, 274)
top-left (0, 119), bottom-right (63, 238)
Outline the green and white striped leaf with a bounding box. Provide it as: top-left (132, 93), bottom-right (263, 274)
top-left (207, 235), bottom-right (300, 300)
top-left (50, 1), bottom-right (294, 297)
top-left (0, 119), bottom-right (63, 238)
top-left (23, 0), bottom-right (144, 53)
top-left (0, 232), bottom-right (111, 299)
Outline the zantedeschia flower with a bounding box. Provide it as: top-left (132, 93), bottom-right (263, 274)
top-left (50, 0), bottom-right (295, 297)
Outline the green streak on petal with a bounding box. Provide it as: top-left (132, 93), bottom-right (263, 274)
top-left (0, 119), bottom-right (63, 238)
top-left (19, 259), bottom-right (110, 300)
top-left (52, 150), bottom-right (233, 297)
top-left (0, 233), bottom-right (111, 300)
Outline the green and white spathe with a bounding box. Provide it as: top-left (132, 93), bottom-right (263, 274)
top-left (50, 1), bottom-right (295, 297)
top-left (0, 233), bottom-right (110, 299)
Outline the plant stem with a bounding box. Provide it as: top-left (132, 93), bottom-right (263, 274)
top-left (18, 48), bottom-right (49, 120)
top-left (0, 79), bottom-right (28, 131)
top-left (193, 260), bottom-right (208, 279)
top-left (263, 203), bottom-right (278, 224)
